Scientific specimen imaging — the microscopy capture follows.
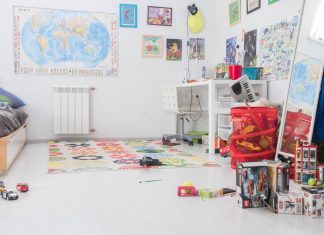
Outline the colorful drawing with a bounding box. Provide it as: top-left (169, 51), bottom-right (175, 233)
top-left (48, 140), bottom-right (220, 174)
top-left (258, 15), bottom-right (299, 79)
top-left (13, 6), bottom-right (118, 77)
top-left (166, 39), bottom-right (182, 61)
top-left (142, 35), bottom-right (163, 58)
top-left (268, 0), bottom-right (279, 5)
top-left (226, 37), bottom-right (237, 64)
top-left (189, 38), bottom-right (205, 60)
top-left (229, 0), bottom-right (241, 26)
top-left (147, 6), bottom-right (172, 26)
top-left (120, 4), bottom-right (137, 28)
top-left (244, 29), bottom-right (257, 67)
top-left (279, 53), bottom-right (323, 155)
top-left (246, 0), bottom-right (261, 14)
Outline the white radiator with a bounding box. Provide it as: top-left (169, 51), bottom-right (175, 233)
top-left (53, 85), bottom-right (90, 134)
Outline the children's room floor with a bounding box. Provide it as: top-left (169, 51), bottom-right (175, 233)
top-left (0, 142), bottom-right (323, 235)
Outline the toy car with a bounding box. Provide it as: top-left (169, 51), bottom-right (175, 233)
top-left (139, 156), bottom-right (163, 167)
top-left (16, 183), bottom-right (29, 192)
top-left (2, 190), bottom-right (19, 200)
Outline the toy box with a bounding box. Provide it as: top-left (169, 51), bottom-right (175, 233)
top-left (267, 162), bottom-right (290, 194)
top-left (273, 192), bottom-right (303, 214)
top-left (295, 142), bottom-right (317, 184)
top-left (302, 186), bottom-right (324, 218)
top-left (236, 162), bottom-right (269, 208)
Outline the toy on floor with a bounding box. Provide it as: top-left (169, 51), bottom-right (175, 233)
top-left (16, 183), bottom-right (29, 192)
top-left (178, 182), bottom-right (198, 196)
top-left (162, 139), bottom-right (180, 146)
top-left (2, 190), bottom-right (19, 200)
top-left (0, 181), bottom-right (5, 194)
top-left (139, 156), bottom-right (163, 167)
top-left (220, 146), bottom-right (230, 158)
top-left (178, 182), bottom-right (235, 198)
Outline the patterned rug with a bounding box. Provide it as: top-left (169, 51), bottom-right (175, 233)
top-left (48, 139), bottom-right (219, 174)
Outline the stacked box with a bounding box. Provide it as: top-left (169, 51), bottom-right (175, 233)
top-left (273, 192), bottom-right (303, 214)
top-left (302, 186), bottom-right (324, 218)
top-left (268, 162), bottom-right (290, 194)
top-left (236, 162), bottom-right (269, 208)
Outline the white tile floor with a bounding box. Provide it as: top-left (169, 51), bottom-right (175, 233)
top-left (0, 142), bottom-right (324, 235)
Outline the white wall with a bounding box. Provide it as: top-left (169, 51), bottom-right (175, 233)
top-left (0, 0), bottom-right (218, 140)
top-left (213, 0), bottom-right (304, 103)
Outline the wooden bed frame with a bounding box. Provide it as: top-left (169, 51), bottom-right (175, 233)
top-left (0, 123), bottom-right (27, 172)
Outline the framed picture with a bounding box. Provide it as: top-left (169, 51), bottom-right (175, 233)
top-left (166, 39), bottom-right (182, 61)
top-left (147, 6), bottom-right (172, 26)
top-left (229, 0), bottom-right (241, 26)
top-left (246, 0), bottom-right (261, 14)
top-left (142, 35), bottom-right (163, 58)
top-left (268, 0), bottom-right (279, 5)
top-left (189, 38), bottom-right (205, 60)
top-left (243, 29), bottom-right (257, 67)
top-left (119, 4), bottom-right (137, 28)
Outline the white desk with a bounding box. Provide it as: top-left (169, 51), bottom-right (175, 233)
top-left (174, 79), bottom-right (268, 155)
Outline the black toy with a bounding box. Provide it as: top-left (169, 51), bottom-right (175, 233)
top-left (139, 156), bottom-right (163, 167)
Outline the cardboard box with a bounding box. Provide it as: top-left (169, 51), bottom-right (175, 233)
top-left (236, 162), bottom-right (269, 208)
top-left (268, 162), bottom-right (290, 194)
top-left (302, 186), bottom-right (324, 218)
top-left (273, 192), bottom-right (303, 214)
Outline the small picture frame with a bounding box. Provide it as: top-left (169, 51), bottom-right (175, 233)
top-left (268, 0), bottom-right (279, 5)
top-left (147, 6), bottom-right (172, 26)
top-left (120, 4), bottom-right (137, 28)
top-left (229, 0), bottom-right (241, 26)
top-left (246, 0), bottom-right (261, 14)
top-left (166, 39), bottom-right (182, 61)
top-left (142, 35), bottom-right (163, 58)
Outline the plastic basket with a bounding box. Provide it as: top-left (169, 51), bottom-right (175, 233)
top-left (230, 107), bottom-right (278, 169)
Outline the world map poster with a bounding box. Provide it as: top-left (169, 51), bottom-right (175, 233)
top-left (13, 6), bottom-right (118, 77)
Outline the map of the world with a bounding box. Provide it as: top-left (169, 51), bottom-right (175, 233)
top-left (14, 6), bottom-right (117, 77)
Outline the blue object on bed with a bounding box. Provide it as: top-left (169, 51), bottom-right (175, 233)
top-left (0, 87), bottom-right (25, 108)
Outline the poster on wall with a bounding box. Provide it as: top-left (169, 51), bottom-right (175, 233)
top-left (166, 39), bottom-right (182, 61)
top-left (229, 0), bottom-right (241, 26)
top-left (243, 29), bottom-right (257, 67)
top-left (119, 4), bottom-right (137, 28)
top-left (13, 6), bottom-right (118, 77)
top-left (142, 35), bottom-right (163, 58)
top-left (189, 38), bottom-right (205, 60)
top-left (226, 37), bottom-right (237, 64)
top-left (278, 52), bottom-right (323, 155)
top-left (258, 15), bottom-right (299, 80)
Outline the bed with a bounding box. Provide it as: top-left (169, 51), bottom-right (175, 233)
top-left (0, 105), bottom-right (28, 171)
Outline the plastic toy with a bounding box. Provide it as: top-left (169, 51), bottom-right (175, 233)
top-left (198, 188), bottom-right (236, 198)
top-left (294, 141), bottom-right (318, 184)
top-left (236, 140), bottom-right (262, 152)
top-left (308, 178), bottom-right (316, 186)
top-left (220, 146), bottom-right (230, 158)
top-left (177, 186), bottom-right (198, 196)
top-left (16, 183), bottom-right (29, 192)
top-left (139, 156), bottom-right (163, 167)
top-left (0, 181), bottom-right (5, 194)
top-left (2, 190), bottom-right (19, 200)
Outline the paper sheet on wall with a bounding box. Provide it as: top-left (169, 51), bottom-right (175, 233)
top-left (13, 6), bottom-right (118, 77)
top-left (258, 15), bottom-right (299, 80)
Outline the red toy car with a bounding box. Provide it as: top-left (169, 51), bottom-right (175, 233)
top-left (16, 183), bottom-right (29, 192)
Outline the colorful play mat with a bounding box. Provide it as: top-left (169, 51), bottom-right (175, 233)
top-left (48, 140), bottom-right (220, 174)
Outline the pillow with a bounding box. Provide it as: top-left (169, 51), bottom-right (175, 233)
top-left (0, 87), bottom-right (25, 108)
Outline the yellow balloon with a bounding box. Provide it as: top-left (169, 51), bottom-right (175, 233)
top-left (188, 11), bottom-right (205, 33)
